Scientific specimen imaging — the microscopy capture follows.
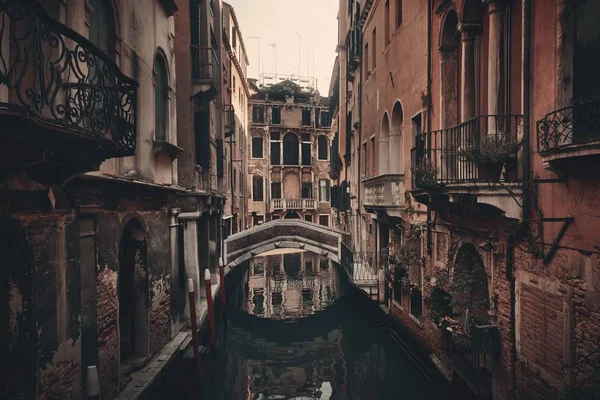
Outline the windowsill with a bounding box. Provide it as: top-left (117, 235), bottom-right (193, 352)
top-left (152, 140), bottom-right (183, 160)
top-left (250, 157), bottom-right (265, 160)
top-left (392, 300), bottom-right (403, 311)
top-left (409, 314), bottom-right (423, 327)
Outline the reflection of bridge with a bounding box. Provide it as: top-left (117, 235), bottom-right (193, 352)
top-left (224, 219), bottom-right (380, 300)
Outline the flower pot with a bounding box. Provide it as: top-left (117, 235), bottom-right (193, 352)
top-left (476, 161), bottom-right (503, 182)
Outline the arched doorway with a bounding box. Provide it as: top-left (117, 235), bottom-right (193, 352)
top-left (379, 112), bottom-right (390, 174)
top-left (2, 226), bottom-right (36, 399)
top-left (118, 219), bottom-right (149, 364)
top-left (390, 102), bottom-right (404, 174)
top-left (283, 132), bottom-right (299, 165)
top-left (452, 243), bottom-right (489, 326)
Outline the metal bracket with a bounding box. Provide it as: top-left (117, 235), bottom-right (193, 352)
top-left (542, 216), bottom-right (574, 265)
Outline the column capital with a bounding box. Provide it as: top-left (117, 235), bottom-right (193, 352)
top-left (484, 0), bottom-right (508, 13)
top-left (458, 22), bottom-right (482, 40)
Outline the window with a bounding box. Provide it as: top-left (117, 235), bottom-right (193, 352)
top-left (370, 137), bottom-right (376, 176)
top-left (364, 43), bottom-right (369, 78)
top-left (302, 183), bottom-right (313, 199)
top-left (232, 27), bottom-right (237, 48)
top-left (271, 182), bottom-right (282, 199)
top-left (252, 175), bottom-right (264, 202)
top-left (319, 215), bottom-right (329, 227)
top-left (318, 135), bottom-right (328, 160)
top-left (396, 0), bottom-right (403, 28)
top-left (216, 138), bottom-right (224, 177)
top-left (253, 105), bottom-right (265, 123)
top-left (320, 111), bottom-right (330, 128)
top-left (154, 56), bottom-right (168, 141)
top-left (283, 133), bottom-right (299, 165)
top-left (272, 215), bottom-right (280, 221)
top-left (372, 28), bottom-right (377, 69)
top-left (362, 142), bottom-right (368, 176)
top-left (385, 0), bottom-right (390, 45)
top-left (301, 108), bottom-right (312, 126)
top-left (233, 75), bottom-right (236, 92)
top-left (252, 137), bottom-right (263, 158)
top-left (301, 134), bottom-right (311, 166)
top-left (304, 215), bottom-right (313, 223)
top-left (89, 0), bottom-right (116, 59)
top-left (194, 110), bottom-right (210, 169)
top-left (272, 106), bottom-right (281, 124)
top-left (233, 168), bottom-right (237, 195)
top-left (410, 287), bottom-right (422, 318)
top-left (319, 179), bottom-right (330, 202)
top-left (270, 132), bottom-right (281, 165)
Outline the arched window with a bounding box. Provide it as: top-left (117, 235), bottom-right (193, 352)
top-left (89, 0), bottom-right (116, 59)
top-left (390, 102), bottom-right (404, 174)
top-left (154, 55), bottom-right (169, 141)
top-left (318, 135), bottom-right (328, 160)
top-left (283, 132), bottom-right (299, 165)
top-left (379, 113), bottom-right (390, 174)
top-left (252, 174), bottom-right (264, 202)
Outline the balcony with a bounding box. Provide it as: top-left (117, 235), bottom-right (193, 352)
top-left (270, 199), bottom-right (317, 211)
top-left (362, 174), bottom-right (405, 217)
top-left (441, 327), bottom-right (498, 395)
top-left (0, 0), bottom-right (137, 182)
top-left (224, 104), bottom-right (235, 137)
top-left (537, 98), bottom-right (600, 173)
top-left (411, 115), bottom-right (523, 219)
top-left (191, 46), bottom-right (219, 100)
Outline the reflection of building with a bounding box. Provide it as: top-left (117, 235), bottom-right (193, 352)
top-left (247, 252), bottom-right (336, 319)
top-left (247, 81), bottom-right (333, 226)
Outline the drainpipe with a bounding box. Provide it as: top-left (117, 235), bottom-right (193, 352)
top-left (357, 17), bottom-right (363, 253)
top-left (426, 0), bottom-right (433, 255)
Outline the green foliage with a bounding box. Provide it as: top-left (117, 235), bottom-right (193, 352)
top-left (411, 159), bottom-right (441, 189)
top-left (457, 136), bottom-right (521, 164)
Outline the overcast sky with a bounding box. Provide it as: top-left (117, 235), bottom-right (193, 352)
top-left (225, 0), bottom-right (338, 95)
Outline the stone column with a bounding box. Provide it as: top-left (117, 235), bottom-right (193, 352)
top-left (169, 208), bottom-right (182, 335)
top-left (459, 23), bottom-right (481, 122)
top-left (179, 211), bottom-right (202, 322)
top-left (486, 0), bottom-right (507, 118)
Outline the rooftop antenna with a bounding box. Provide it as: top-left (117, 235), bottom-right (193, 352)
top-left (268, 42), bottom-right (277, 76)
top-left (297, 33), bottom-right (301, 78)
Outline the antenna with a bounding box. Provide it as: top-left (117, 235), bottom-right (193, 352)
top-left (297, 33), bottom-right (301, 78)
top-left (268, 42), bottom-right (277, 76)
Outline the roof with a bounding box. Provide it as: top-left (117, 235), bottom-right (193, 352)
top-left (249, 80), bottom-right (330, 106)
top-left (223, 2), bottom-right (250, 65)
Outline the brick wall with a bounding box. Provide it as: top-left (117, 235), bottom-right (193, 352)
top-left (97, 267), bottom-right (119, 398)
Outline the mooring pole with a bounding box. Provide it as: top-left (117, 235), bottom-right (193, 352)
top-left (219, 257), bottom-right (227, 309)
top-left (86, 365), bottom-right (100, 400)
top-left (204, 268), bottom-right (217, 352)
top-left (188, 278), bottom-right (202, 380)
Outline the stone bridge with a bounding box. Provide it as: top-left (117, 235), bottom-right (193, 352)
top-left (224, 220), bottom-right (345, 268)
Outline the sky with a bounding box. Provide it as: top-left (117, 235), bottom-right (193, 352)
top-left (225, 0), bottom-right (339, 95)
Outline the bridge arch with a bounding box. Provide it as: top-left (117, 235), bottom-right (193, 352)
top-left (224, 219), bottom-right (344, 269)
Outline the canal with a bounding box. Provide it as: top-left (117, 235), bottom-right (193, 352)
top-left (146, 250), bottom-right (470, 399)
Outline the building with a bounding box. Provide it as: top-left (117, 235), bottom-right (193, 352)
top-left (333, 0), bottom-right (600, 398)
top-left (2, 0), bottom-right (182, 398)
top-left (222, 2), bottom-right (250, 236)
top-left (247, 80), bottom-right (333, 227)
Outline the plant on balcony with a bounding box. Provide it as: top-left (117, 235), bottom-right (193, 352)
top-left (411, 160), bottom-right (441, 189)
top-left (458, 136), bottom-right (521, 182)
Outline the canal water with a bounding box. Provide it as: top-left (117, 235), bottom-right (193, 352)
top-left (146, 250), bottom-right (463, 399)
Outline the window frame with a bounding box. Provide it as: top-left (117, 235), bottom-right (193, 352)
top-left (317, 135), bottom-right (329, 161)
top-left (252, 174), bottom-right (264, 202)
top-left (318, 214), bottom-right (329, 227)
top-left (154, 54), bottom-right (169, 141)
top-left (319, 179), bottom-right (331, 202)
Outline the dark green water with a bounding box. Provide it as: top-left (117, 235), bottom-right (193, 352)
top-left (147, 252), bottom-right (469, 399)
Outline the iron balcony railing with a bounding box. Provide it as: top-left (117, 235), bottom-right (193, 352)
top-left (413, 115), bottom-right (523, 188)
top-left (0, 0), bottom-right (138, 155)
top-left (270, 198), bottom-right (316, 211)
top-left (537, 98), bottom-right (600, 153)
top-left (191, 46), bottom-right (220, 85)
top-left (441, 328), bottom-right (494, 395)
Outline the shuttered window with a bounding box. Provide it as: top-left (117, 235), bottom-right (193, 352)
top-left (318, 135), bottom-right (328, 160)
top-left (252, 175), bottom-right (264, 202)
top-left (252, 137), bottom-right (263, 158)
top-left (216, 138), bottom-right (224, 177)
top-left (194, 110), bottom-right (210, 169)
top-left (89, 0), bottom-right (116, 59)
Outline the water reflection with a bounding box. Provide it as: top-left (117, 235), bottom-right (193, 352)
top-left (245, 252), bottom-right (336, 319)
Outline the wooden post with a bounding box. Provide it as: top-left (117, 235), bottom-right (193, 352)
top-left (204, 269), bottom-right (217, 352)
top-left (219, 257), bottom-right (227, 309)
top-left (188, 278), bottom-right (202, 379)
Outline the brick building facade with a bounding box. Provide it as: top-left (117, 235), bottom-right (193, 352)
top-left (332, 0), bottom-right (600, 398)
top-left (247, 80), bottom-right (333, 228)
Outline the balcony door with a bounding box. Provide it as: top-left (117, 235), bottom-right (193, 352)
top-left (88, 0), bottom-right (116, 60)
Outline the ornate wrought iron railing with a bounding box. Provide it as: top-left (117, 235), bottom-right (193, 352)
top-left (191, 46), bottom-right (219, 85)
top-left (223, 104), bottom-right (235, 128)
top-left (0, 0), bottom-right (137, 155)
top-left (536, 99), bottom-right (600, 153)
top-left (441, 328), bottom-right (494, 395)
top-left (413, 115), bottom-right (522, 188)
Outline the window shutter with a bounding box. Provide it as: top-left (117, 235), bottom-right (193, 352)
top-left (216, 138), bottom-right (224, 177)
top-left (195, 110), bottom-right (210, 169)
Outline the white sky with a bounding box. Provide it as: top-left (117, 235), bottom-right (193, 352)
top-left (225, 0), bottom-right (338, 95)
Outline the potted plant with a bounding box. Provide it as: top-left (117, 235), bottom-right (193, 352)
top-left (411, 159), bottom-right (441, 189)
top-left (458, 136), bottom-right (521, 182)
